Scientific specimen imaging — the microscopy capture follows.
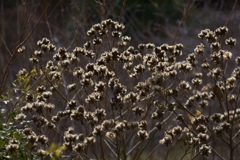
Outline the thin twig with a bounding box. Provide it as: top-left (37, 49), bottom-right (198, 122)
top-left (145, 144), bottom-right (160, 160)
top-left (0, 0), bottom-right (51, 94)
top-left (211, 148), bottom-right (226, 160)
top-left (17, 0), bottom-right (41, 45)
top-left (134, 129), bottom-right (158, 160)
top-left (118, 0), bottom-right (126, 24)
top-left (172, 1), bottom-right (194, 44)
top-left (0, 34), bottom-right (12, 56)
top-left (104, 139), bottom-right (118, 157)
top-left (16, 1), bottom-right (51, 49)
top-left (225, 0), bottom-right (238, 26)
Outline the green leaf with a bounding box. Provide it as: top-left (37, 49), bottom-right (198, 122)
top-left (47, 143), bottom-right (66, 159)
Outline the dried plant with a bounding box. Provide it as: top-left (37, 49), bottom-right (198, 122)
top-left (3, 19), bottom-right (240, 160)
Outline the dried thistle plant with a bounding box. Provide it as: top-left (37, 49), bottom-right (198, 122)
top-left (9, 20), bottom-right (240, 160)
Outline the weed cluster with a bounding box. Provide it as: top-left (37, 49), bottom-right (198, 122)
top-left (3, 19), bottom-right (240, 160)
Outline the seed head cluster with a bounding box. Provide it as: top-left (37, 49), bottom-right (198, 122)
top-left (12, 20), bottom-right (240, 159)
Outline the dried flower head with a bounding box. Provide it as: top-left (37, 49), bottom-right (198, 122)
top-left (105, 132), bottom-right (116, 139)
top-left (214, 26), bottom-right (228, 37)
top-left (159, 134), bottom-right (173, 147)
top-left (225, 37), bottom-right (236, 47)
top-left (137, 130), bottom-right (149, 140)
top-left (199, 144), bottom-right (212, 156)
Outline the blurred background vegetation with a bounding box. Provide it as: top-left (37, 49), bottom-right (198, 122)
top-left (0, 0), bottom-right (240, 93)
